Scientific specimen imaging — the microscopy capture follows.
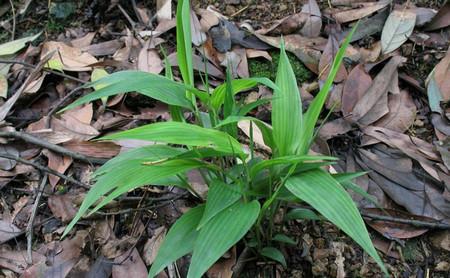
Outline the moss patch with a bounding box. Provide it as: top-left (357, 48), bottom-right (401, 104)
top-left (248, 50), bottom-right (313, 84)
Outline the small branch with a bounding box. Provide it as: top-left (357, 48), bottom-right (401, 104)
top-left (0, 152), bottom-right (89, 188)
top-left (362, 212), bottom-right (450, 229)
top-left (8, 0), bottom-right (15, 40)
top-left (0, 131), bottom-right (107, 164)
top-left (26, 174), bottom-right (48, 265)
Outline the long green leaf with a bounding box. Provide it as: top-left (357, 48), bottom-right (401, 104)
top-left (211, 77), bottom-right (277, 110)
top-left (298, 23), bottom-right (357, 155)
top-left (148, 205), bottom-right (205, 278)
top-left (285, 169), bottom-right (387, 274)
top-left (272, 39), bottom-right (302, 157)
top-left (60, 71), bottom-right (194, 112)
top-left (62, 158), bottom-right (205, 238)
top-left (197, 180), bottom-right (242, 230)
top-left (102, 122), bottom-right (245, 157)
top-left (188, 200), bottom-right (260, 278)
top-left (0, 32), bottom-right (42, 56)
top-left (176, 0), bottom-right (194, 86)
top-left (249, 155), bottom-right (337, 179)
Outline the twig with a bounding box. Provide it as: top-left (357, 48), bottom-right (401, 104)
top-left (45, 87), bottom-right (85, 128)
top-left (0, 152), bottom-right (89, 188)
top-left (362, 212), bottom-right (450, 229)
top-left (232, 246), bottom-right (253, 278)
top-left (26, 174), bottom-right (48, 265)
top-left (0, 59), bottom-right (87, 84)
top-left (8, 0), bottom-right (15, 40)
top-left (118, 4), bottom-right (136, 28)
top-left (0, 131), bottom-right (108, 164)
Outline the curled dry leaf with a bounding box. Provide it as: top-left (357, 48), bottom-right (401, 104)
top-left (191, 9), bottom-right (207, 46)
top-left (41, 41), bottom-right (98, 71)
top-left (143, 226), bottom-right (167, 266)
top-left (156, 0), bottom-right (172, 21)
top-left (70, 32), bottom-right (96, 48)
top-left (138, 40), bottom-right (164, 74)
top-left (246, 49), bottom-right (272, 61)
top-left (168, 52), bottom-right (224, 78)
top-left (48, 193), bottom-right (78, 222)
top-left (0, 249), bottom-right (45, 273)
top-left (43, 149), bottom-right (73, 189)
top-left (198, 8), bottom-right (220, 32)
top-left (432, 47), bottom-right (450, 102)
top-left (381, 10), bottom-right (416, 54)
top-left (0, 220), bottom-right (22, 244)
top-left (0, 74), bottom-right (7, 98)
top-left (238, 120), bottom-right (271, 152)
top-left (0, 145), bottom-right (18, 171)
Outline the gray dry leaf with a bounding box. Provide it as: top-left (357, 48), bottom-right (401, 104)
top-left (191, 9), bottom-right (207, 46)
top-left (374, 90), bottom-right (417, 132)
top-left (48, 194), bottom-right (78, 222)
top-left (299, 0), bottom-right (322, 37)
top-left (0, 220), bottom-right (22, 244)
top-left (0, 74), bottom-right (7, 98)
top-left (351, 56), bottom-right (405, 125)
top-left (112, 248), bottom-right (148, 278)
top-left (341, 64), bottom-right (372, 117)
top-left (156, 0), bottom-right (171, 21)
top-left (0, 145), bottom-right (18, 171)
top-left (138, 40), bottom-right (164, 74)
top-left (381, 9), bottom-right (416, 54)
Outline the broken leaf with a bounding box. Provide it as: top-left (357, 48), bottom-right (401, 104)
top-left (0, 32), bottom-right (41, 56)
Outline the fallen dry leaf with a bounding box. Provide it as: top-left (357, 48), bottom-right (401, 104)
top-left (0, 248), bottom-right (45, 274)
top-left (156, 0), bottom-right (171, 21)
top-left (70, 32), bottom-right (96, 48)
top-left (341, 64), bottom-right (372, 117)
top-left (191, 9), bottom-right (207, 46)
top-left (207, 247), bottom-right (236, 278)
top-left (424, 2), bottom-right (450, 31)
top-left (43, 149), bottom-right (73, 188)
top-left (318, 28), bottom-right (347, 82)
top-left (138, 40), bottom-right (164, 74)
top-left (0, 220), bottom-right (22, 244)
top-left (374, 90), bottom-right (416, 132)
top-left (142, 226), bottom-right (166, 266)
top-left (331, 1), bottom-right (389, 23)
top-left (433, 47), bottom-right (450, 102)
top-left (112, 248), bottom-right (148, 278)
top-left (41, 41), bottom-right (98, 71)
top-left (299, 0), bottom-right (322, 37)
top-left (48, 194), bottom-right (78, 222)
top-left (351, 56), bottom-right (405, 125)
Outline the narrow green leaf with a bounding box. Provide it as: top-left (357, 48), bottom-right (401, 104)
top-left (0, 32), bottom-right (42, 56)
top-left (211, 77), bottom-right (277, 110)
top-left (299, 23), bottom-right (357, 155)
top-left (148, 205), bottom-right (205, 278)
top-left (249, 155), bottom-right (337, 179)
top-left (340, 181), bottom-right (380, 207)
top-left (260, 247), bottom-right (287, 268)
top-left (102, 122), bottom-right (245, 157)
top-left (272, 234), bottom-right (297, 245)
top-left (332, 172), bottom-right (368, 183)
top-left (62, 158), bottom-right (205, 238)
top-left (272, 39), bottom-right (302, 157)
top-left (60, 71), bottom-right (193, 112)
top-left (188, 200), bottom-right (260, 278)
top-left (285, 169), bottom-right (387, 274)
top-left (238, 98), bottom-right (272, 116)
top-left (176, 0), bottom-right (194, 86)
top-left (197, 180), bottom-right (242, 230)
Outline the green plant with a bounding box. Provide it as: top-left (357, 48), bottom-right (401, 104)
top-left (60, 0), bottom-right (387, 276)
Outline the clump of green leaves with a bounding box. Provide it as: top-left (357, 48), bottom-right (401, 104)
top-left (61, 0), bottom-right (387, 277)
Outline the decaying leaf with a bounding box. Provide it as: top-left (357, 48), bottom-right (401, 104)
top-left (41, 41), bottom-right (98, 71)
top-left (381, 10), bottom-right (416, 54)
top-left (374, 90), bottom-right (416, 132)
top-left (299, 0), bottom-right (322, 37)
top-left (43, 150), bottom-right (73, 189)
top-left (142, 226), bottom-right (167, 266)
top-left (341, 64), bottom-right (372, 117)
top-left (332, 1), bottom-right (389, 23)
top-left (318, 28), bottom-right (347, 82)
top-left (112, 248), bottom-right (148, 278)
top-left (424, 2), bottom-right (450, 31)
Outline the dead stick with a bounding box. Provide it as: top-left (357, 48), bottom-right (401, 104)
top-left (26, 174), bottom-right (48, 265)
top-left (0, 153), bottom-right (89, 188)
top-left (0, 131), bottom-right (107, 164)
top-left (362, 212), bottom-right (450, 229)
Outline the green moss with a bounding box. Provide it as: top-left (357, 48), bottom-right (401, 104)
top-left (248, 50), bottom-right (312, 83)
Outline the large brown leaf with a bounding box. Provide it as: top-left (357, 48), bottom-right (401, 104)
top-left (374, 90), bottom-right (417, 132)
top-left (341, 64), bottom-right (372, 117)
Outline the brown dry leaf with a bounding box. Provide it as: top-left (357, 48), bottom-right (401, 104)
top-left (221, 48), bottom-right (249, 78)
top-left (433, 47), bottom-right (450, 102)
top-left (372, 235), bottom-right (400, 259)
top-left (254, 33), bottom-right (326, 73)
top-left (43, 150), bottom-right (73, 188)
top-left (0, 220), bottom-right (22, 244)
top-left (70, 32), bottom-right (96, 48)
top-left (48, 194), bottom-right (78, 222)
top-left (24, 230), bottom-right (89, 277)
top-left (319, 29), bottom-right (347, 82)
top-left (374, 90), bottom-right (416, 132)
top-left (410, 7), bottom-right (437, 26)
top-left (0, 145), bottom-right (18, 170)
top-left (112, 248), bottom-right (148, 278)
top-left (138, 40), bottom-right (164, 74)
top-left (431, 230), bottom-right (450, 251)
top-left (102, 236), bottom-right (138, 259)
top-left (0, 248), bottom-right (45, 274)
top-left (0, 74), bottom-right (7, 98)
top-left (198, 8), bottom-right (220, 32)
top-left (360, 41), bottom-right (382, 63)
top-left (259, 13), bottom-right (308, 36)
top-left (41, 41), bottom-right (98, 71)
top-left (341, 64), bottom-right (372, 117)
top-left (23, 72), bottom-right (47, 94)
top-left (351, 56), bottom-right (405, 125)
top-left (363, 208), bottom-right (431, 239)
top-left (207, 247), bottom-right (236, 278)
top-left (63, 141), bottom-right (120, 158)
top-left (238, 120), bottom-right (271, 152)
top-left (142, 226), bottom-right (166, 266)
top-left (113, 29), bottom-right (141, 63)
top-left (93, 218), bottom-right (115, 245)
top-left (318, 118), bottom-right (352, 140)
top-left (299, 0), bottom-right (322, 37)
top-left (332, 1), bottom-right (390, 23)
top-left (81, 39), bottom-right (124, 57)
top-left (424, 2), bottom-right (450, 31)
top-left (246, 49), bottom-right (272, 61)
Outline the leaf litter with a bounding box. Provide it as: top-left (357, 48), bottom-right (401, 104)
top-left (0, 0), bottom-right (449, 277)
